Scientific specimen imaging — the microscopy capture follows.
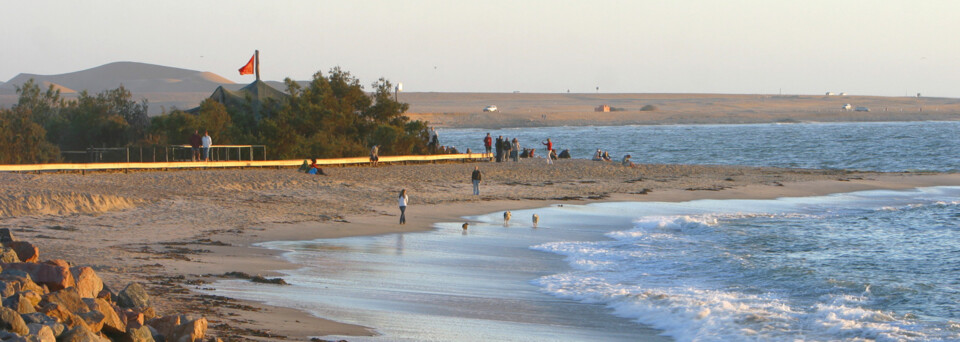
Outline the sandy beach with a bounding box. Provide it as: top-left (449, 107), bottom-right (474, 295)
top-left (0, 159), bottom-right (958, 340)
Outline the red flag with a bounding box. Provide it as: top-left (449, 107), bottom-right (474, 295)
top-left (238, 54), bottom-right (255, 75)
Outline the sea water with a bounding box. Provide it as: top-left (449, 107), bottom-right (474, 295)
top-left (437, 121), bottom-right (960, 172)
top-left (204, 121), bottom-right (960, 341)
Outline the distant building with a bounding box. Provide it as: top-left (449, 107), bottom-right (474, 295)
top-left (595, 104), bottom-right (610, 112)
top-left (840, 92), bottom-right (847, 96)
top-left (826, 92), bottom-right (835, 96)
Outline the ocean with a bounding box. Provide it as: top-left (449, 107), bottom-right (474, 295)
top-left (206, 121), bottom-right (960, 341)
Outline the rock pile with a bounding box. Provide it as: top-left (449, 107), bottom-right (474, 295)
top-left (0, 229), bottom-right (211, 342)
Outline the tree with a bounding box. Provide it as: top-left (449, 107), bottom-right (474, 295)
top-left (197, 98), bottom-right (232, 144)
top-left (0, 107), bottom-right (59, 164)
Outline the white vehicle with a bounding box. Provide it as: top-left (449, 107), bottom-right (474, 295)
top-left (841, 104), bottom-right (852, 111)
top-left (483, 105), bottom-right (498, 112)
top-left (855, 106), bottom-right (870, 112)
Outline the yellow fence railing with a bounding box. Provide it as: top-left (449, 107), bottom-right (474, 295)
top-left (0, 153), bottom-right (492, 173)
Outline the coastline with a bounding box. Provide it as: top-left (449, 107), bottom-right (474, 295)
top-left (1, 162), bottom-right (958, 340)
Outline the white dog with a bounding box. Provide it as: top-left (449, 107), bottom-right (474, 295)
top-left (503, 211), bottom-right (512, 226)
top-left (532, 214), bottom-right (539, 228)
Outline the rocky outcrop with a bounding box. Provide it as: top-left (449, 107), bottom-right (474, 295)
top-left (0, 239), bottom-right (211, 342)
top-left (1, 260), bottom-right (76, 291)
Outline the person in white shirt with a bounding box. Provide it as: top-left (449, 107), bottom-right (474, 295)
top-left (398, 189), bottom-right (408, 224)
top-left (201, 131), bottom-right (213, 162)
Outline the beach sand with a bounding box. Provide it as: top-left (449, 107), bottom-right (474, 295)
top-left (401, 93), bottom-right (960, 128)
top-left (1, 160), bottom-right (958, 340)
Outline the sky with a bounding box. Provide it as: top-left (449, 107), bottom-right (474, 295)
top-left (2, 0), bottom-right (959, 97)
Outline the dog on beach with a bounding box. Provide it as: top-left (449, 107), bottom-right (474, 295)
top-left (532, 214), bottom-right (539, 228)
top-left (462, 222), bottom-right (469, 230)
top-left (504, 211), bottom-right (512, 226)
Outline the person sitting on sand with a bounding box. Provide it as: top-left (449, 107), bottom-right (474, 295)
top-left (370, 145), bottom-right (380, 167)
top-left (622, 154), bottom-right (637, 168)
top-left (308, 158), bottom-right (326, 175)
top-left (602, 151), bottom-right (612, 161)
top-left (592, 149), bottom-right (604, 161)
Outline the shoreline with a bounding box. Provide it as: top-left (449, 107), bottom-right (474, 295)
top-left (1, 162), bottom-right (958, 340)
top-left (173, 172), bottom-right (960, 340)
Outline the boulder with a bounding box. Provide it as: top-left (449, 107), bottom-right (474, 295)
top-left (117, 283), bottom-right (150, 309)
top-left (0, 261), bottom-right (75, 292)
top-left (0, 247), bottom-right (20, 263)
top-left (26, 323), bottom-right (56, 342)
top-left (0, 228), bottom-right (15, 244)
top-left (123, 325), bottom-right (156, 342)
top-left (170, 317), bottom-right (207, 342)
top-left (6, 242), bottom-right (38, 263)
top-left (37, 303), bottom-right (87, 330)
top-left (0, 270), bottom-right (46, 297)
top-left (78, 310), bottom-right (105, 333)
top-left (58, 323), bottom-right (109, 342)
top-left (3, 293), bottom-right (36, 314)
top-left (83, 298), bottom-right (124, 335)
top-left (70, 267), bottom-right (103, 299)
top-left (0, 306), bottom-right (29, 335)
top-left (40, 287), bottom-right (88, 314)
top-left (21, 313), bottom-right (65, 337)
top-left (19, 290), bottom-right (42, 308)
top-left (145, 315), bottom-right (179, 339)
top-left (122, 309), bottom-right (144, 329)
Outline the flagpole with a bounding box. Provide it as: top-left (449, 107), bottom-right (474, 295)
top-left (255, 50), bottom-right (260, 81)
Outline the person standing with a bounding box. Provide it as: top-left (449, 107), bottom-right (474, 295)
top-left (398, 189), bottom-right (408, 224)
top-left (189, 130), bottom-right (202, 162)
top-left (542, 138), bottom-right (553, 165)
top-left (495, 135), bottom-right (504, 162)
top-left (471, 166), bottom-right (483, 195)
top-left (201, 131), bottom-right (212, 162)
top-left (511, 138), bottom-right (521, 162)
top-left (430, 128), bottom-right (439, 151)
top-left (483, 133), bottom-right (493, 157)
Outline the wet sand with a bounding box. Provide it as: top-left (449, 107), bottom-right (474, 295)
top-left (0, 160), bottom-right (958, 340)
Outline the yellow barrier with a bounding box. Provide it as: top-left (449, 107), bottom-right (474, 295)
top-left (0, 153), bottom-right (492, 173)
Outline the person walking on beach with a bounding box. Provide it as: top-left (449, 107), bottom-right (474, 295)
top-left (201, 131), bottom-right (212, 162)
top-left (189, 130), bottom-right (202, 162)
top-left (370, 145), bottom-right (380, 167)
top-left (471, 166), bottom-right (483, 195)
top-left (542, 138), bottom-right (553, 165)
top-left (495, 135), bottom-right (504, 162)
top-left (484, 133), bottom-right (493, 157)
top-left (398, 189), bottom-right (408, 224)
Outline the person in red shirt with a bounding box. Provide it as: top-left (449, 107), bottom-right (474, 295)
top-left (542, 138), bottom-right (554, 164)
top-left (483, 133), bottom-right (493, 156)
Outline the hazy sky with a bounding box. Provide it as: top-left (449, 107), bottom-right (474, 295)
top-left (3, 0), bottom-right (958, 97)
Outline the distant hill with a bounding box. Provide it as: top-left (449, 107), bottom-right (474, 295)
top-left (0, 61), bottom-right (236, 95)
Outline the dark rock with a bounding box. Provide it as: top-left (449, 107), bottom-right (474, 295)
top-left (0, 229), bottom-right (16, 244)
top-left (6, 241), bottom-right (39, 263)
top-left (0, 306), bottom-right (29, 335)
top-left (117, 283), bottom-right (150, 309)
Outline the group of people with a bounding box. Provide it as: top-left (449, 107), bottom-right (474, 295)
top-left (484, 133), bottom-right (560, 164)
top-left (593, 149), bottom-right (638, 167)
top-left (188, 130), bottom-right (213, 162)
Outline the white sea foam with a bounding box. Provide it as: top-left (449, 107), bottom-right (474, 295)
top-left (530, 191), bottom-right (960, 341)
